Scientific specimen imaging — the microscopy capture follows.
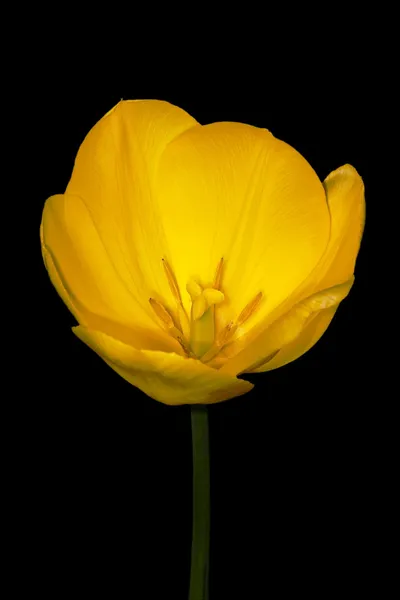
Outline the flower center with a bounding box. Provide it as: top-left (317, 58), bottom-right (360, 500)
top-left (149, 257), bottom-right (262, 366)
top-left (186, 279), bottom-right (225, 358)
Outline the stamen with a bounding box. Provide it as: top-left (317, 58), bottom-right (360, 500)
top-left (200, 291), bottom-right (262, 363)
top-left (177, 305), bottom-right (191, 340)
top-left (198, 344), bottom-right (221, 364)
top-left (236, 291), bottom-right (263, 326)
top-left (162, 258), bottom-right (182, 304)
top-left (213, 257), bottom-right (224, 289)
top-left (149, 297), bottom-right (175, 328)
top-left (200, 321), bottom-right (236, 363)
top-left (218, 320), bottom-right (237, 344)
top-left (150, 297), bottom-right (192, 357)
top-left (176, 335), bottom-right (196, 358)
top-left (153, 256), bottom-right (263, 367)
top-left (162, 257), bottom-right (190, 338)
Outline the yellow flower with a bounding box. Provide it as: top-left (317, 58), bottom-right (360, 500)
top-left (40, 100), bottom-right (365, 405)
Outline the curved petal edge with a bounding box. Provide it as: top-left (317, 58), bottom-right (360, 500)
top-left (73, 326), bottom-right (254, 406)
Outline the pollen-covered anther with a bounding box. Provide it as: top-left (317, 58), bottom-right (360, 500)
top-left (162, 258), bottom-right (182, 304)
top-left (219, 320), bottom-right (237, 344)
top-left (175, 335), bottom-right (196, 358)
top-left (162, 257), bottom-right (190, 338)
top-left (236, 291), bottom-right (263, 326)
top-left (213, 257), bottom-right (224, 290)
top-left (149, 297), bottom-right (191, 356)
top-left (149, 297), bottom-right (175, 328)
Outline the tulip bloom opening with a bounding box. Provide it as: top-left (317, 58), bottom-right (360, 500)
top-left (41, 100), bottom-right (365, 406)
top-left (149, 256), bottom-right (263, 365)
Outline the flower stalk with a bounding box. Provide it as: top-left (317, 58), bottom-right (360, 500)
top-left (189, 405), bottom-right (210, 600)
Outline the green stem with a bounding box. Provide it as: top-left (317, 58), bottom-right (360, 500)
top-left (189, 405), bottom-right (210, 600)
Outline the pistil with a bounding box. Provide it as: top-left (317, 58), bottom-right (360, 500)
top-left (149, 257), bottom-right (263, 365)
top-left (187, 283), bottom-right (224, 358)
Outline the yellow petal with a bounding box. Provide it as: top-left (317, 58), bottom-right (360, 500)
top-left (220, 278), bottom-right (353, 375)
top-left (264, 164), bottom-right (364, 370)
top-left (220, 164), bottom-right (365, 374)
top-left (155, 121), bottom-right (330, 332)
top-left (73, 327), bottom-right (254, 405)
top-left (249, 306), bottom-right (337, 372)
top-left (317, 164), bottom-right (365, 288)
top-left (41, 222), bottom-right (86, 324)
top-left (42, 100), bottom-right (198, 330)
top-left (41, 226), bottom-right (182, 354)
top-left (271, 164), bottom-right (364, 306)
top-left (42, 193), bottom-right (145, 325)
top-left (250, 165), bottom-right (365, 371)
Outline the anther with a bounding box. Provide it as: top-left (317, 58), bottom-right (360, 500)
top-left (213, 257), bottom-right (224, 290)
top-left (162, 257), bottom-right (190, 338)
top-left (162, 258), bottom-right (183, 305)
top-left (236, 291), bottom-right (263, 326)
top-left (149, 297), bottom-right (175, 328)
top-left (150, 297), bottom-right (192, 357)
top-left (218, 320), bottom-right (237, 344)
top-left (176, 335), bottom-right (196, 358)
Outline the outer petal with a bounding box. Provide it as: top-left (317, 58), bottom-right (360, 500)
top-left (73, 327), bottom-right (254, 406)
top-left (220, 279), bottom-right (353, 375)
top-left (42, 100), bottom-right (198, 331)
top-left (41, 196), bottom-right (183, 354)
top-left (317, 164), bottom-right (365, 288)
top-left (155, 121), bottom-right (330, 333)
top-left (250, 306), bottom-right (337, 372)
top-left (221, 164), bottom-right (365, 375)
top-left (41, 223), bottom-right (84, 324)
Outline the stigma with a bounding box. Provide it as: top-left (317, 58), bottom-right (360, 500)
top-left (149, 257), bottom-right (262, 366)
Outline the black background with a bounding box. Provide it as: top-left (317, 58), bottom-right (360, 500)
top-left (29, 62), bottom-right (376, 598)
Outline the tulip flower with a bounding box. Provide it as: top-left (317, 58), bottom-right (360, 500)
top-left (40, 100), bottom-right (364, 406)
top-left (40, 100), bottom-right (365, 599)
